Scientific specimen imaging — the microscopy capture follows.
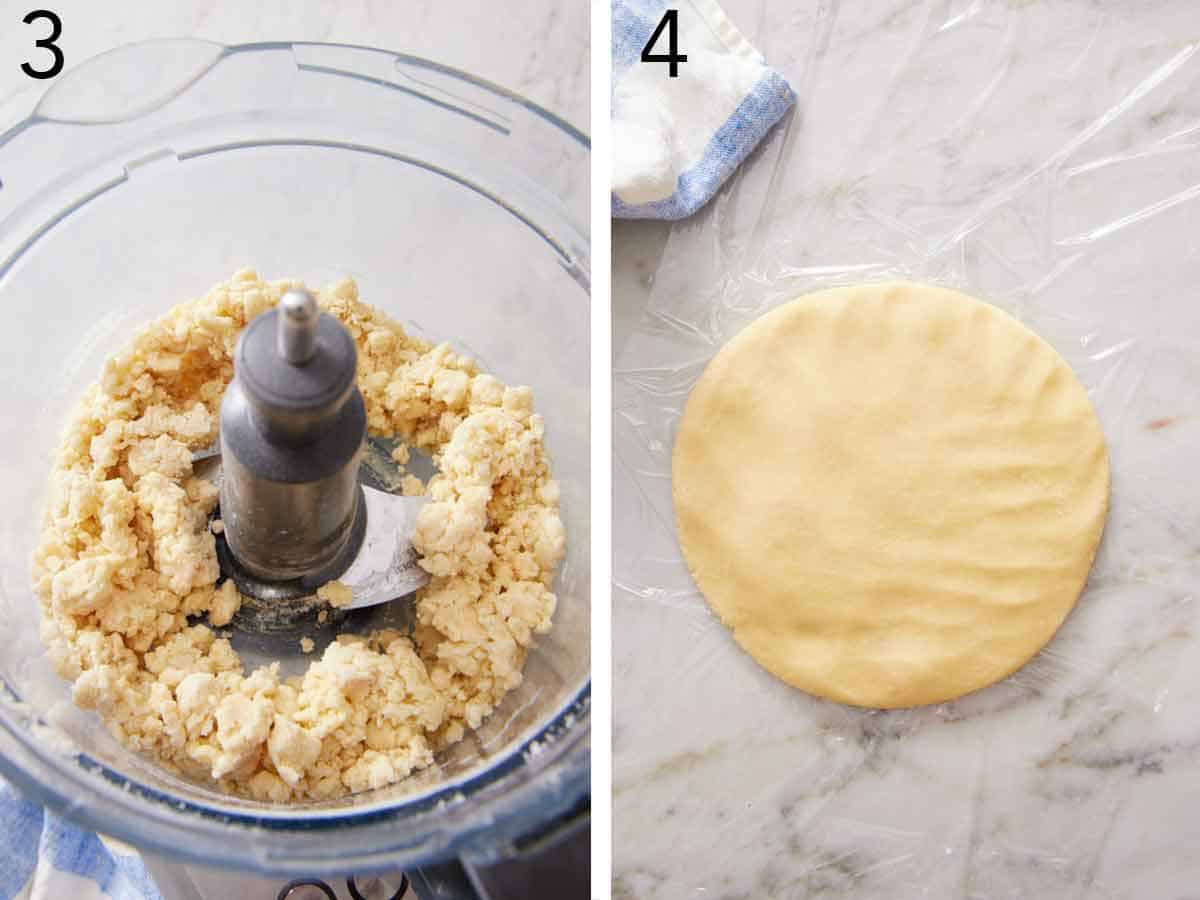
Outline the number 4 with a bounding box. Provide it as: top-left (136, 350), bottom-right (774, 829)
top-left (641, 9), bottom-right (688, 77)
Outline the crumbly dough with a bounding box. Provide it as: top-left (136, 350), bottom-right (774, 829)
top-left (316, 581), bottom-right (353, 609)
top-left (32, 270), bottom-right (564, 800)
top-left (673, 281), bottom-right (1109, 708)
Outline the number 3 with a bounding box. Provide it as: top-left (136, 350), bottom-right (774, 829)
top-left (21, 9), bottom-right (64, 80)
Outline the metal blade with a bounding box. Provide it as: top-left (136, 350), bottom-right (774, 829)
top-left (192, 449), bottom-right (430, 609)
top-left (336, 485), bottom-right (430, 609)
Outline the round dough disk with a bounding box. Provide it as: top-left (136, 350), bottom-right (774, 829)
top-left (672, 281), bottom-right (1109, 708)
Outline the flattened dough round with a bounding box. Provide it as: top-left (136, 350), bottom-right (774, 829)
top-left (673, 281), bottom-right (1109, 708)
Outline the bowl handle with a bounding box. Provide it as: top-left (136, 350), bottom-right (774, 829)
top-left (35, 39), bottom-right (225, 125)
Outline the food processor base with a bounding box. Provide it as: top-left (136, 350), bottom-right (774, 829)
top-left (410, 797), bottom-right (589, 900)
top-left (140, 800), bottom-right (589, 900)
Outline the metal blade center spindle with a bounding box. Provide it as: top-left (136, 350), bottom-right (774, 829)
top-left (217, 289), bottom-right (367, 600)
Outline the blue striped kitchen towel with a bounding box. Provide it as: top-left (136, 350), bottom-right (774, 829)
top-left (612, 0), bottom-right (795, 220)
top-left (0, 778), bottom-right (160, 900)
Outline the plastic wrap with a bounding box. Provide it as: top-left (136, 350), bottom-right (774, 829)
top-left (613, 2), bottom-right (1200, 897)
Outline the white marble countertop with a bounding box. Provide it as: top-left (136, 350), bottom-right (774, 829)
top-left (614, 2), bottom-right (1200, 898)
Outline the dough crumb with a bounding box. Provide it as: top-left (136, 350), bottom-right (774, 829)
top-left (316, 581), bottom-right (353, 609)
top-left (207, 579), bottom-right (242, 627)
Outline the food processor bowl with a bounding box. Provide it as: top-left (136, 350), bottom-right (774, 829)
top-left (0, 40), bottom-right (588, 875)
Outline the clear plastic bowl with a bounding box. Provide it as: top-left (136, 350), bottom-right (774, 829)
top-left (0, 41), bottom-right (589, 875)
